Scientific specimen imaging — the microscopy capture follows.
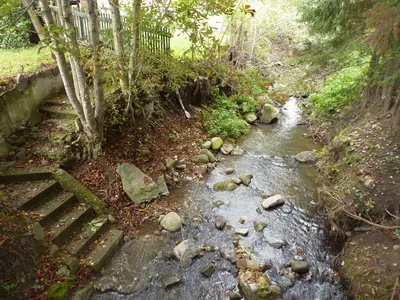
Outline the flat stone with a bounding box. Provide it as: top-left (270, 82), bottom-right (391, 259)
top-left (295, 151), bottom-right (316, 163)
top-left (213, 181), bottom-right (237, 192)
top-left (201, 264), bottom-right (216, 278)
top-left (198, 149), bottom-right (216, 163)
top-left (235, 228), bottom-right (249, 236)
top-left (117, 163), bottom-right (167, 204)
top-left (173, 239), bottom-right (199, 267)
top-left (160, 212), bottom-right (182, 232)
top-left (221, 143), bottom-right (234, 154)
top-left (191, 154), bottom-right (209, 164)
top-left (268, 239), bottom-right (287, 249)
top-left (211, 137), bottom-right (223, 150)
top-left (33, 222), bottom-right (45, 242)
top-left (253, 221), bottom-right (267, 232)
top-left (215, 216), bottom-right (226, 230)
top-left (202, 141), bottom-right (212, 149)
top-left (225, 168), bottom-right (235, 174)
top-left (162, 273), bottom-right (182, 288)
top-left (262, 195), bottom-right (285, 209)
top-left (236, 259), bottom-right (261, 271)
top-left (291, 261), bottom-right (309, 273)
top-left (239, 173), bottom-right (253, 186)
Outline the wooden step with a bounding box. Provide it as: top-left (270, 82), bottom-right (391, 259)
top-left (65, 218), bottom-right (109, 257)
top-left (48, 204), bottom-right (94, 246)
top-left (84, 229), bottom-right (124, 271)
top-left (32, 191), bottom-right (76, 226)
top-left (39, 106), bottom-right (77, 119)
top-left (18, 180), bottom-right (60, 210)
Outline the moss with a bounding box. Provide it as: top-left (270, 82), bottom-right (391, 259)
top-left (52, 169), bottom-right (106, 215)
top-left (47, 282), bottom-right (72, 300)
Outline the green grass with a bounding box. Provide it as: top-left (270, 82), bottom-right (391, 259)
top-left (170, 34), bottom-right (193, 57)
top-left (0, 45), bottom-right (54, 81)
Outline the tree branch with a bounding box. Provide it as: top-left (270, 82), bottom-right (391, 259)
top-left (0, 0), bottom-right (35, 31)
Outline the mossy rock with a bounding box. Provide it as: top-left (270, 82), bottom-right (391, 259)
top-left (198, 149), bottom-right (216, 163)
top-left (213, 181), bottom-right (237, 191)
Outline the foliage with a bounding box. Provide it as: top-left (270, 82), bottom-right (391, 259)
top-left (203, 94), bottom-right (249, 139)
top-left (0, 0), bottom-right (32, 49)
top-left (309, 65), bottom-right (368, 116)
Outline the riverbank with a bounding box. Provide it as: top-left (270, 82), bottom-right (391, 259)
top-left (309, 101), bottom-right (400, 299)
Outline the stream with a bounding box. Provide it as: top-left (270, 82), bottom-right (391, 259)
top-left (92, 98), bottom-right (346, 299)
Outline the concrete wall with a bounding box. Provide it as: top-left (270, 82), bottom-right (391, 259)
top-left (0, 67), bottom-right (64, 136)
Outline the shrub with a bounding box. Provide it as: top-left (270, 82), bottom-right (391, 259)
top-left (310, 65), bottom-right (367, 116)
top-left (0, 0), bottom-right (32, 49)
top-left (203, 95), bottom-right (249, 139)
top-left (230, 94), bottom-right (259, 114)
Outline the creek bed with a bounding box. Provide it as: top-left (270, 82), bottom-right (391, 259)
top-left (92, 98), bottom-right (345, 299)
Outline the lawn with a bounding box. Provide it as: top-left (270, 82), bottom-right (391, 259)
top-left (0, 45), bottom-right (54, 81)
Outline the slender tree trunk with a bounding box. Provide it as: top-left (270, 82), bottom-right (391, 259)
top-left (126, 0), bottom-right (142, 114)
top-left (108, 0), bottom-right (128, 93)
top-left (87, 0), bottom-right (106, 146)
top-left (22, 0), bottom-right (45, 40)
top-left (362, 51), bottom-right (379, 110)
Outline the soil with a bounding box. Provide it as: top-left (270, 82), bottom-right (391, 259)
top-left (310, 102), bottom-right (400, 299)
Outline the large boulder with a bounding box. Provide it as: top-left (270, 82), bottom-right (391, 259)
top-left (211, 137), bottom-right (223, 150)
top-left (198, 149), bottom-right (216, 163)
top-left (294, 151), bottom-right (316, 163)
top-left (259, 104), bottom-right (279, 124)
top-left (245, 112), bottom-right (257, 124)
top-left (117, 163), bottom-right (169, 204)
top-left (160, 212), bottom-right (182, 232)
top-left (213, 181), bottom-right (238, 191)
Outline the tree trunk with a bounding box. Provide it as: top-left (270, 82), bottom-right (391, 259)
top-left (362, 51), bottom-right (379, 110)
top-left (22, 0), bottom-right (45, 40)
top-left (108, 0), bottom-right (128, 93)
top-left (87, 0), bottom-right (105, 140)
top-left (126, 0), bottom-right (142, 114)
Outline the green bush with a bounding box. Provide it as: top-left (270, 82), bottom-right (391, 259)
top-left (310, 65), bottom-right (367, 116)
top-left (0, 0), bottom-right (32, 49)
top-left (203, 95), bottom-right (249, 139)
top-left (230, 94), bottom-right (259, 114)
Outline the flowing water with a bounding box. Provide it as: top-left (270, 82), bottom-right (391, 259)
top-left (92, 98), bottom-right (346, 300)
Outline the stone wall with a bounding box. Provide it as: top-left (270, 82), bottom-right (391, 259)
top-left (0, 67), bottom-right (64, 136)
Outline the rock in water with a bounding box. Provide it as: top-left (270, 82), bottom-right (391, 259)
top-left (221, 143), bottom-right (234, 154)
top-left (245, 112), bottom-right (257, 124)
top-left (239, 173), bottom-right (253, 186)
top-left (198, 149), bottom-right (216, 163)
top-left (231, 146), bottom-right (244, 156)
top-left (162, 273), bottom-right (182, 288)
top-left (225, 167), bottom-right (235, 174)
top-left (202, 141), bottom-right (212, 149)
top-left (253, 221), bottom-right (267, 232)
top-left (239, 271), bottom-right (281, 300)
top-left (201, 264), bottom-right (216, 278)
top-left (215, 216), bottom-right (226, 230)
top-left (291, 261), bottom-right (309, 273)
top-left (213, 200), bottom-right (225, 207)
top-left (294, 151), bottom-right (316, 163)
top-left (231, 178), bottom-right (242, 185)
top-left (160, 212), bottom-right (182, 232)
top-left (268, 239), bottom-right (287, 249)
top-left (117, 163), bottom-right (168, 204)
top-left (236, 259), bottom-right (262, 271)
top-left (191, 154), bottom-right (209, 164)
top-left (235, 228), bottom-right (249, 236)
top-left (262, 195), bottom-right (284, 209)
top-left (173, 239), bottom-right (199, 267)
top-left (213, 181), bottom-right (238, 191)
top-left (259, 104), bottom-right (279, 124)
top-left (211, 137), bottom-right (223, 150)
